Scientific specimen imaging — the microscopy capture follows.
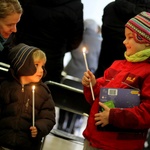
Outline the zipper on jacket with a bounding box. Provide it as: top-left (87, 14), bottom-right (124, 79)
top-left (21, 84), bottom-right (24, 92)
top-left (121, 82), bottom-right (140, 91)
top-left (25, 99), bottom-right (30, 112)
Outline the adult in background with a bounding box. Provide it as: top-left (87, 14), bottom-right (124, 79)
top-left (64, 19), bottom-right (102, 83)
top-left (95, 0), bottom-right (150, 77)
top-left (0, 0), bottom-right (22, 80)
top-left (15, 0), bottom-right (84, 82)
top-left (58, 19), bottom-right (102, 134)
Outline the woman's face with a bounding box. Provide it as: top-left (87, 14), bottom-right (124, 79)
top-left (0, 13), bottom-right (21, 39)
top-left (123, 27), bottom-right (146, 56)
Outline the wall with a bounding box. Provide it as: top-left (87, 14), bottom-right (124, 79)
top-left (81, 0), bottom-right (114, 26)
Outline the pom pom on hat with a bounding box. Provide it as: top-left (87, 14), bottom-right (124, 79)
top-left (125, 11), bottom-right (150, 44)
top-left (9, 43), bottom-right (39, 76)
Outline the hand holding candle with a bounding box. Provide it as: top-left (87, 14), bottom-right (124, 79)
top-left (32, 85), bottom-right (35, 126)
top-left (82, 47), bottom-right (95, 100)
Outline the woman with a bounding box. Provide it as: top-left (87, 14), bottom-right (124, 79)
top-left (0, 0), bottom-right (22, 61)
top-left (0, 0), bottom-right (22, 82)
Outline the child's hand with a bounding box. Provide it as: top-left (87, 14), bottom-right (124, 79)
top-left (82, 70), bottom-right (96, 87)
top-left (94, 102), bottom-right (110, 127)
top-left (30, 126), bottom-right (38, 138)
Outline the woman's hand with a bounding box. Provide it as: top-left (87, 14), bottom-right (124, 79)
top-left (94, 102), bottom-right (110, 127)
top-left (82, 70), bottom-right (96, 87)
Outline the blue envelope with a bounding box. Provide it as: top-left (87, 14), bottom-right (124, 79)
top-left (100, 88), bottom-right (140, 108)
top-left (97, 88), bottom-right (141, 131)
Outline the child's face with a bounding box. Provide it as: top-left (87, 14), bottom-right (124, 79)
top-left (0, 13), bottom-right (21, 38)
top-left (20, 59), bottom-right (46, 84)
top-left (123, 27), bottom-right (147, 56)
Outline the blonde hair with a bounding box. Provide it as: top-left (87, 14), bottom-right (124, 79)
top-left (32, 49), bottom-right (47, 62)
top-left (0, 0), bottom-right (23, 18)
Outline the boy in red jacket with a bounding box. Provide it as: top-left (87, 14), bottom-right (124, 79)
top-left (82, 11), bottom-right (150, 150)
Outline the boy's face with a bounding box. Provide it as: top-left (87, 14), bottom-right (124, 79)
top-left (20, 59), bottom-right (46, 84)
top-left (0, 13), bottom-right (21, 38)
top-left (123, 27), bottom-right (147, 56)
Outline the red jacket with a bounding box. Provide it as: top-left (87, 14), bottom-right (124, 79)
top-left (83, 59), bottom-right (150, 150)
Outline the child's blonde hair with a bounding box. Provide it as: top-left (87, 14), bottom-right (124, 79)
top-left (32, 50), bottom-right (47, 63)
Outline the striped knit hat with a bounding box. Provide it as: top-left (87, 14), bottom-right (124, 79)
top-left (125, 11), bottom-right (150, 44)
top-left (9, 43), bottom-right (39, 76)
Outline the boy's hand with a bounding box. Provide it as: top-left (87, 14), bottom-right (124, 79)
top-left (82, 70), bottom-right (96, 87)
top-left (94, 102), bottom-right (110, 127)
top-left (30, 126), bottom-right (38, 138)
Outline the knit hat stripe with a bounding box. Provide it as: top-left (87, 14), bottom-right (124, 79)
top-left (13, 48), bottom-right (30, 69)
top-left (129, 19), bottom-right (149, 33)
top-left (16, 47), bottom-right (35, 72)
top-left (138, 12), bottom-right (150, 22)
top-left (125, 11), bottom-right (150, 44)
top-left (128, 19), bottom-right (150, 41)
top-left (12, 46), bottom-right (31, 69)
top-left (12, 45), bottom-right (36, 72)
top-left (11, 44), bottom-right (27, 65)
top-left (140, 11), bottom-right (150, 20)
top-left (136, 14), bottom-right (150, 30)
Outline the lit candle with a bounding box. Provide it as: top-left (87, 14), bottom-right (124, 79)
top-left (32, 85), bottom-right (35, 126)
top-left (82, 47), bottom-right (95, 100)
top-left (82, 47), bottom-right (89, 71)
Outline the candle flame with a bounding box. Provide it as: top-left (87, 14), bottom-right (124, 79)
top-left (82, 47), bottom-right (87, 53)
top-left (32, 85), bottom-right (35, 90)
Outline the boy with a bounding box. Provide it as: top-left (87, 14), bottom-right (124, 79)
top-left (0, 43), bottom-right (55, 150)
top-left (82, 11), bottom-right (150, 150)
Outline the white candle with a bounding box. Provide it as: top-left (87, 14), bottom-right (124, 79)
top-left (32, 85), bottom-right (35, 126)
top-left (82, 47), bottom-right (95, 100)
top-left (82, 47), bottom-right (89, 71)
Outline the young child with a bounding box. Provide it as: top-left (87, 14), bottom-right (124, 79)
top-left (82, 11), bottom-right (150, 150)
top-left (0, 43), bottom-right (55, 150)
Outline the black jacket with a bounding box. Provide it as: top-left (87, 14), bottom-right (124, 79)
top-left (0, 76), bottom-right (55, 150)
top-left (15, 0), bottom-right (84, 82)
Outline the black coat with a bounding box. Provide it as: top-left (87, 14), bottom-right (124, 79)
top-left (0, 78), bottom-right (55, 150)
top-left (95, 0), bottom-right (150, 77)
top-left (15, 0), bottom-right (84, 82)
